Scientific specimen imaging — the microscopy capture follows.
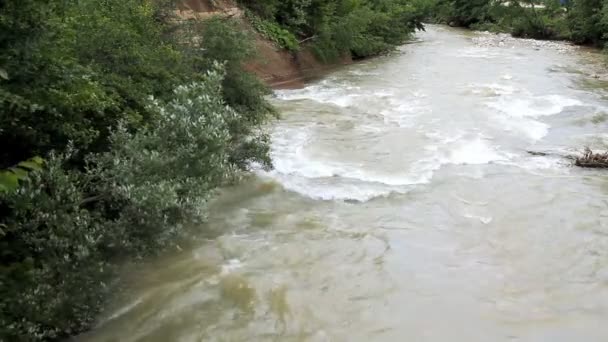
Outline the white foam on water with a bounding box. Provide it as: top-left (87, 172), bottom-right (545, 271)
top-left (415, 132), bottom-right (514, 174)
top-left (499, 154), bottom-right (570, 174)
top-left (453, 47), bottom-right (501, 59)
top-left (259, 125), bottom-right (435, 202)
top-left (497, 115), bottom-right (550, 141)
top-left (380, 99), bottom-right (430, 127)
top-left (468, 83), bottom-right (517, 96)
top-left (447, 137), bottom-right (508, 165)
top-left (268, 82), bottom-right (577, 202)
top-left (488, 94), bottom-right (581, 118)
top-left (374, 90), bottom-right (394, 98)
top-left (464, 213), bottom-right (494, 224)
top-left (487, 94), bottom-right (582, 140)
top-left (265, 151), bottom-right (430, 201)
top-left (263, 124), bottom-right (516, 201)
top-left (348, 69), bottom-right (380, 76)
top-left (268, 126), bottom-right (419, 186)
top-left (267, 174), bottom-right (410, 202)
top-left (424, 130), bottom-right (464, 143)
top-left (220, 259), bottom-right (243, 275)
top-left (275, 83), bottom-right (362, 108)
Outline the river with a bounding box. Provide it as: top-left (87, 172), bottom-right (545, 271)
top-left (81, 25), bottom-right (608, 342)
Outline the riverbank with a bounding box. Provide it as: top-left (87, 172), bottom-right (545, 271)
top-left (432, 1), bottom-right (607, 46)
top-left (470, 29), bottom-right (608, 80)
top-left (175, 0), bottom-right (355, 88)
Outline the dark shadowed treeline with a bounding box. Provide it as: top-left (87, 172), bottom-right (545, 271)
top-left (431, 0), bottom-right (608, 44)
top-left (239, 0), bottom-right (427, 61)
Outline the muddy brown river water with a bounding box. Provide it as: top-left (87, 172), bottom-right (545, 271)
top-left (81, 25), bottom-right (608, 342)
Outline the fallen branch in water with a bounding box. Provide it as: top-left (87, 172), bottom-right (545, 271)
top-left (526, 150), bottom-right (576, 160)
top-left (575, 147), bottom-right (608, 168)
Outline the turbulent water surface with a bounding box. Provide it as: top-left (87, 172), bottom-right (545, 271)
top-left (82, 26), bottom-right (608, 341)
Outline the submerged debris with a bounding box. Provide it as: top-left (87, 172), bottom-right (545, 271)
top-left (527, 150), bottom-right (550, 156)
top-left (575, 147), bottom-right (608, 168)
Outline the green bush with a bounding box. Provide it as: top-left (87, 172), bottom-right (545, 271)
top-left (568, 0), bottom-right (607, 44)
top-left (0, 0), bottom-right (189, 169)
top-left (1, 154), bottom-right (110, 341)
top-left (0, 63), bottom-right (272, 340)
top-left (0, 1), bottom-right (274, 340)
top-left (433, 0), bottom-right (492, 27)
top-left (247, 11), bottom-right (300, 51)
top-left (432, 0), bottom-right (606, 44)
top-left (0, 157), bottom-right (44, 193)
top-left (240, 0), bottom-right (426, 60)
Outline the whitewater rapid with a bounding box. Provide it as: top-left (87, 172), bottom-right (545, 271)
top-left (82, 25), bottom-right (608, 342)
top-left (260, 34), bottom-right (596, 202)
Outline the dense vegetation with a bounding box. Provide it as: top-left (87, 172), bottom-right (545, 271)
top-left (0, 0), bottom-right (426, 340)
top-left (240, 0), bottom-right (427, 61)
top-left (431, 0), bottom-right (608, 44)
top-left (0, 0), bottom-right (274, 340)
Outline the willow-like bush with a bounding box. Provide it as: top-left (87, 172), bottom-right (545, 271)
top-left (0, 63), bottom-right (271, 341)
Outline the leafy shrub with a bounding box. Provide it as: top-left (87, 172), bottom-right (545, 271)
top-left (197, 18), bottom-right (275, 123)
top-left (247, 11), bottom-right (300, 51)
top-left (0, 0), bottom-right (188, 169)
top-left (1, 154), bottom-right (110, 341)
top-left (310, 1), bottom-right (426, 61)
top-left (0, 64), bottom-right (272, 340)
top-left (434, 0), bottom-right (492, 27)
top-left (0, 1), bottom-right (275, 340)
top-left (0, 157), bottom-right (44, 193)
top-left (432, 0), bottom-right (606, 44)
top-left (568, 0), bottom-right (607, 44)
top-left (240, 0), bottom-right (426, 60)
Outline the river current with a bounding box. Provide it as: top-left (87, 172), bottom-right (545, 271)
top-left (82, 26), bottom-right (608, 342)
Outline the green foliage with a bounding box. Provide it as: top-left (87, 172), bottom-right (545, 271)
top-left (324, 0), bottom-right (425, 60)
top-left (240, 0), bottom-right (427, 60)
top-left (433, 0), bottom-right (492, 26)
top-left (567, 0), bottom-right (608, 44)
top-left (0, 0), bottom-right (190, 168)
top-left (196, 18), bottom-right (276, 148)
top-left (247, 11), bottom-right (300, 51)
top-left (1, 63), bottom-right (272, 341)
top-left (88, 64), bottom-right (258, 255)
top-left (432, 0), bottom-right (608, 44)
top-left (1, 154), bottom-right (109, 341)
top-left (0, 157), bottom-right (44, 193)
top-left (0, 1), bottom-right (274, 341)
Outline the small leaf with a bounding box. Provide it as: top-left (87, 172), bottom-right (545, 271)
top-left (0, 172), bottom-right (19, 192)
top-left (31, 156), bottom-right (44, 165)
top-left (18, 161), bottom-right (42, 171)
top-left (10, 167), bottom-right (29, 180)
top-left (0, 68), bottom-right (8, 80)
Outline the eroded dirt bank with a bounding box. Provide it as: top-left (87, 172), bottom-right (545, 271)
top-left (176, 0), bottom-right (352, 88)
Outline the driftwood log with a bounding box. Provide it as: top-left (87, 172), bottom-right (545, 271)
top-left (526, 150), bottom-right (575, 159)
top-left (575, 148), bottom-right (608, 168)
top-left (527, 148), bottom-right (608, 168)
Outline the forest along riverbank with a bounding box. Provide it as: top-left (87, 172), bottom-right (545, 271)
top-left (81, 25), bottom-right (608, 342)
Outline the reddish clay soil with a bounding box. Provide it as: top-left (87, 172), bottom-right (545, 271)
top-left (177, 0), bottom-right (353, 89)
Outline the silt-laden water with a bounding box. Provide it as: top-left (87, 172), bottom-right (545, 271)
top-left (81, 26), bottom-right (608, 342)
